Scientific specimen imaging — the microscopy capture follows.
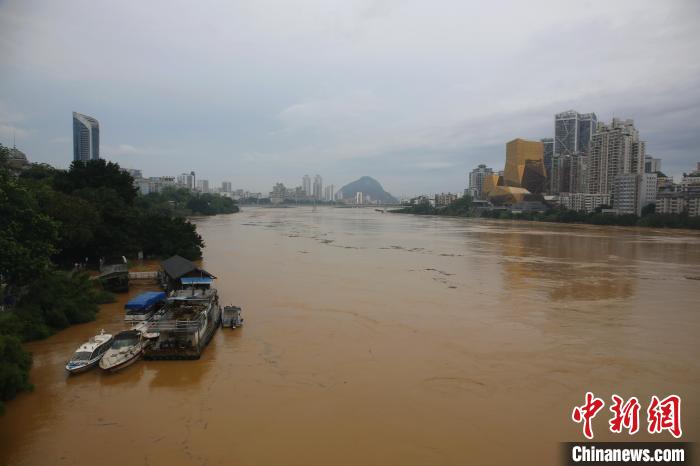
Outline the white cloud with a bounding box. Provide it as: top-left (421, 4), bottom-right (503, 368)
top-left (1, 0), bottom-right (699, 192)
top-left (0, 101), bottom-right (28, 143)
top-left (102, 144), bottom-right (170, 157)
top-left (410, 162), bottom-right (455, 170)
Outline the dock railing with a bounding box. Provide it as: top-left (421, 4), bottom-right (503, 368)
top-left (146, 315), bottom-right (206, 333)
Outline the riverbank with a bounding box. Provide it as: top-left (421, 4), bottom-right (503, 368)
top-left (392, 196), bottom-right (700, 229)
top-left (0, 150), bottom-right (232, 412)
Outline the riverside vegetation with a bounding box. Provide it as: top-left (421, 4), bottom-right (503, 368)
top-left (393, 194), bottom-right (700, 229)
top-left (0, 145), bottom-right (236, 412)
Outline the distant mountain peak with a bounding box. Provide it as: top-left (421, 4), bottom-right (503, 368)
top-left (338, 176), bottom-right (397, 203)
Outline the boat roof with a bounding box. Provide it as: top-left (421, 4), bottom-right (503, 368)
top-left (160, 255), bottom-right (216, 280)
top-left (115, 329), bottom-right (142, 338)
top-left (125, 291), bottom-right (167, 310)
top-left (180, 277), bottom-right (213, 285)
top-left (75, 333), bottom-right (112, 352)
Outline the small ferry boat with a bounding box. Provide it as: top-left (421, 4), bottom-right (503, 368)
top-left (124, 291), bottom-right (167, 323)
top-left (221, 305), bottom-right (243, 329)
top-left (99, 329), bottom-right (149, 372)
top-left (65, 330), bottom-right (113, 374)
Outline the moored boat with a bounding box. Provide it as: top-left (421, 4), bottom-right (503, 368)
top-left (221, 305), bottom-right (243, 329)
top-left (124, 291), bottom-right (167, 323)
top-left (99, 329), bottom-right (149, 372)
top-left (65, 330), bottom-right (113, 374)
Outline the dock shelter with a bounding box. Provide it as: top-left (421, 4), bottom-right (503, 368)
top-left (159, 255), bottom-right (216, 290)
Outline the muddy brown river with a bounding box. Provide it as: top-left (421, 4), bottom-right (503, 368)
top-left (1, 207), bottom-right (699, 465)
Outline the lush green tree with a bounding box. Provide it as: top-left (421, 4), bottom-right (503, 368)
top-left (0, 333), bottom-right (32, 414)
top-left (440, 195), bottom-right (473, 216)
top-left (137, 186), bottom-right (239, 216)
top-left (37, 189), bottom-right (100, 266)
top-left (137, 212), bottom-right (204, 260)
top-left (0, 170), bottom-right (58, 289)
top-left (53, 159), bottom-right (137, 205)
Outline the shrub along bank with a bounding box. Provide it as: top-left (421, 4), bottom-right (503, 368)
top-left (0, 146), bottom-right (212, 412)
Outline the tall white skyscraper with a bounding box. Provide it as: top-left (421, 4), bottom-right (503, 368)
top-left (541, 137), bottom-right (554, 177)
top-left (72, 112), bottom-right (100, 162)
top-left (196, 179), bottom-right (210, 193)
top-left (588, 118), bottom-right (645, 195)
top-left (302, 175), bottom-right (311, 196)
top-left (468, 164), bottom-right (494, 199)
top-left (554, 110), bottom-right (597, 156)
top-left (177, 172), bottom-right (195, 190)
top-left (313, 174), bottom-right (323, 200)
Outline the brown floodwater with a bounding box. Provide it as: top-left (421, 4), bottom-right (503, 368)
top-left (1, 207), bottom-right (699, 465)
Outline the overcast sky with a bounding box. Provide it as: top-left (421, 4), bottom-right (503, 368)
top-left (1, 0), bottom-right (699, 196)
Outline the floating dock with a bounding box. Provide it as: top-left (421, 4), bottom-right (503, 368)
top-left (143, 288), bottom-right (221, 360)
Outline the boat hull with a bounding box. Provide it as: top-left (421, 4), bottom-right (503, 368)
top-left (99, 348), bottom-right (144, 373)
top-left (65, 358), bottom-right (100, 374)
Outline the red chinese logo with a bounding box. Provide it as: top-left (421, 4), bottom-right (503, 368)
top-left (572, 392), bottom-right (605, 439)
top-left (609, 394), bottom-right (640, 435)
top-left (647, 395), bottom-right (682, 438)
top-left (572, 393), bottom-right (682, 439)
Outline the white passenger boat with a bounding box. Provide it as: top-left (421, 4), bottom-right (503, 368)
top-left (99, 329), bottom-right (149, 372)
top-left (65, 330), bottom-right (113, 374)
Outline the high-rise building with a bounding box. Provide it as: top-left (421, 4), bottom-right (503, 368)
top-left (177, 172), bottom-right (195, 190)
top-left (221, 181), bottom-right (232, 193)
top-left (639, 173), bottom-right (658, 213)
top-left (550, 154), bottom-right (588, 194)
top-left (504, 138), bottom-right (547, 194)
top-left (559, 193), bottom-right (611, 213)
top-left (196, 179), bottom-right (210, 193)
top-left (302, 175), bottom-right (312, 196)
top-left (323, 184), bottom-right (335, 202)
top-left (270, 182), bottom-right (287, 204)
top-left (554, 110), bottom-right (597, 156)
top-left (468, 164), bottom-right (494, 200)
top-left (613, 174), bottom-right (640, 215)
top-left (612, 173), bottom-right (657, 216)
top-left (588, 118), bottom-right (645, 195)
top-left (313, 175), bottom-right (323, 200)
top-left (541, 138), bottom-right (554, 177)
top-left (644, 155), bottom-right (662, 173)
top-left (72, 112), bottom-right (100, 162)
top-left (577, 113), bottom-right (598, 154)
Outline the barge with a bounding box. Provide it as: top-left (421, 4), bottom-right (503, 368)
top-left (144, 279), bottom-right (221, 360)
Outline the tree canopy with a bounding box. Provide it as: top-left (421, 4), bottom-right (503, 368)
top-left (0, 153), bottom-right (209, 411)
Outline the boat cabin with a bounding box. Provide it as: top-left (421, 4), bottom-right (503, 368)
top-left (124, 291), bottom-right (167, 322)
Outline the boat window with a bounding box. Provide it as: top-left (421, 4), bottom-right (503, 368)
top-left (112, 336), bottom-right (138, 349)
top-left (72, 351), bottom-right (93, 361)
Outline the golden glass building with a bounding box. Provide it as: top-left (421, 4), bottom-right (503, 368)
top-left (482, 138), bottom-right (547, 204)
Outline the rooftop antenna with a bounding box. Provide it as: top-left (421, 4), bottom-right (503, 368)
top-left (13, 129), bottom-right (16, 149)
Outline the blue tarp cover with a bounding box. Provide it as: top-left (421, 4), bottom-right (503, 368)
top-left (180, 277), bottom-right (214, 285)
top-left (125, 291), bottom-right (166, 310)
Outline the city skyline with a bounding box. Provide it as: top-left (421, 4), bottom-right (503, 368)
top-left (1, 1), bottom-right (699, 195)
